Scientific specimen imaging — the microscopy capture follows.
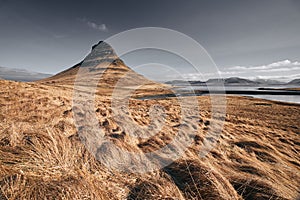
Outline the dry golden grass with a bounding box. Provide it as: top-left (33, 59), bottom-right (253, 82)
top-left (1, 77), bottom-right (300, 200)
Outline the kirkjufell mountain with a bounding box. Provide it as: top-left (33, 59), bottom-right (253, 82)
top-left (40, 41), bottom-right (168, 96)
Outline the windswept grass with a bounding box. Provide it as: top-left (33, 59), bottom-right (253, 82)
top-left (1, 80), bottom-right (300, 199)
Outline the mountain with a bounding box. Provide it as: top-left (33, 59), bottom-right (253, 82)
top-left (166, 77), bottom-right (261, 86)
top-left (288, 79), bottom-right (300, 85)
top-left (0, 66), bottom-right (52, 82)
top-left (205, 77), bottom-right (257, 85)
top-left (224, 77), bottom-right (257, 85)
top-left (165, 80), bottom-right (205, 85)
top-left (254, 78), bottom-right (284, 85)
top-left (166, 77), bottom-right (289, 86)
top-left (40, 41), bottom-right (169, 96)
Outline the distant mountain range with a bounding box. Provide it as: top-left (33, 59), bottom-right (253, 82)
top-left (165, 77), bottom-right (299, 86)
top-left (0, 66), bottom-right (52, 82)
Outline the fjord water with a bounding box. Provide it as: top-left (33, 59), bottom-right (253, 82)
top-left (190, 85), bottom-right (300, 104)
top-left (140, 85), bottom-right (300, 104)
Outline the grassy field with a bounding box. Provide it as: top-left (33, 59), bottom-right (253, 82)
top-left (0, 79), bottom-right (299, 200)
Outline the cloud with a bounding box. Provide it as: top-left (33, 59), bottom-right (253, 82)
top-left (87, 21), bottom-right (107, 31)
top-left (80, 18), bottom-right (108, 32)
top-left (165, 60), bottom-right (300, 81)
top-left (246, 73), bottom-right (300, 82)
top-left (228, 60), bottom-right (300, 72)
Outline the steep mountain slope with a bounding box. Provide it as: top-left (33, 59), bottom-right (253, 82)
top-left (40, 41), bottom-right (169, 97)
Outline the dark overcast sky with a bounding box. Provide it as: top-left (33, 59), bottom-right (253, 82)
top-left (1, 0), bottom-right (300, 81)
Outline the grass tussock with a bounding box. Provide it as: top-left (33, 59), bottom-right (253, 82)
top-left (127, 173), bottom-right (184, 200)
top-left (164, 159), bottom-right (240, 200)
top-left (0, 128), bottom-right (126, 200)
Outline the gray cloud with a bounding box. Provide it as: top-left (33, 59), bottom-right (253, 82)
top-left (80, 18), bottom-right (108, 32)
top-left (246, 74), bottom-right (300, 82)
top-left (222, 60), bottom-right (300, 81)
top-left (229, 60), bottom-right (300, 72)
top-left (87, 21), bottom-right (107, 31)
top-left (168, 60), bottom-right (300, 82)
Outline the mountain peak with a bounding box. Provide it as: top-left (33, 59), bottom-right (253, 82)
top-left (81, 41), bottom-right (120, 68)
top-left (91, 41), bottom-right (106, 50)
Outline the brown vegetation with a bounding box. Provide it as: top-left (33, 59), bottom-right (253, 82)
top-left (0, 79), bottom-right (300, 199)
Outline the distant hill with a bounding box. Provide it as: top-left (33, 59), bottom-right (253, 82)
top-left (164, 76), bottom-right (300, 87)
top-left (254, 78), bottom-right (284, 85)
top-left (166, 77), bottom-right (284, 86)
top-left (165, 80), bottom-right (205, 85)
top-left (208, 77), bottom-right (257, 85)
top-left (0, 66), bottom-right (52, 82)
top-left (288, 79), bottom-right (300, 85)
